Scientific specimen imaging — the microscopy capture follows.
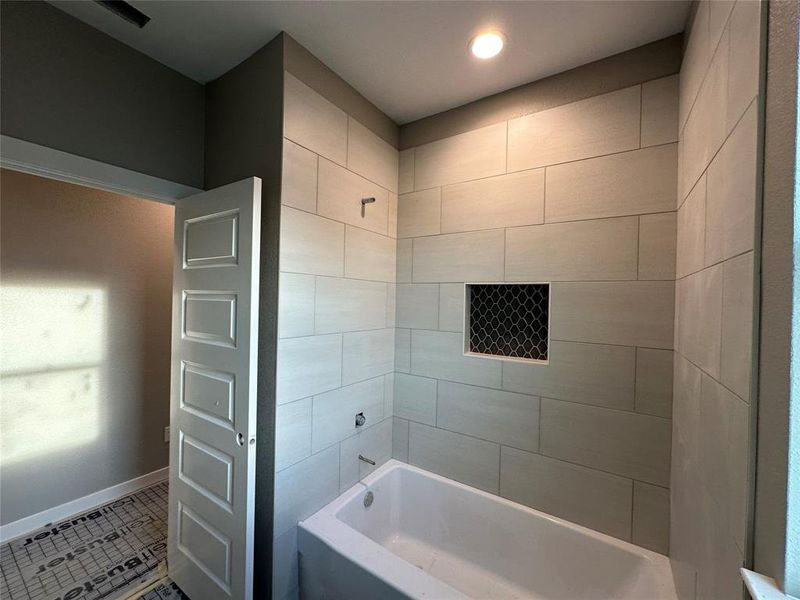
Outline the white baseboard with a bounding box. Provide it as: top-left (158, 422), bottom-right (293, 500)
top-left (0, 466), bottom-right (169, 544)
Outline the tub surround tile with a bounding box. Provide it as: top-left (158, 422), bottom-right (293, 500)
top-left (500, 447), bottom-right (633, 541)
top-left (396, 283), bottom-right (439, 330)
top-left (726, 0), bottom-right (761, 133)
top-left (394, 372), bottom-right (437, 426)
top-left (314, 277), bottom-right (387, 334)
top-left (274, 444), bottom-right (340, 539)
top-left (311, 377), bottom-right (385, 452)
top-left (342, 328), bottom-right (395, 385)
top-left (278, 273), bottom-right (315, 339)
top-left (678, 0), bottom-right (710, 131)
top-left (505, 217), bottom-right (639, 282)
top-left (392, 417), bottom-right (410, 462)
top-left (501, 341), bottom-right (635, 411)
top-left (441, 169), bottom-right (544, 234)
top-left (276, 398), bottom-right (312, 472)
top-left (339, 418), bottom-right (393, 492)
top-left (347, 117), bottom-right (399, 193)
top-left (411, 330), bottom-right (502, 389)
top-left (344, 226), bottom-right (396, 282)
top-left (705, 102), bottom-right (757, 266)
top-left (550, 281), bottom-right (675, 349)
top-left (638, 212), bottom-right (677, 280)
top-left (413, 122), bottom-right (507, 190)
top-left (676, 265), bottom-right (723, 378)
top-left (721, 252), bottom-right (754, 401)
top-left (408, 423), bottom-right (500, 493)
top-left (437, 381), bottom-right (540, 452)
top-left (635, 349), bottom-right (674, 419)
top-left (438, 284), bottom-right (465, 332)
top-left (632, 481), bottom-right (670, 555)
top-left (280, 207), bottom-right (344, 277)
top-left (384, 373), bottom-right (395, 416)
top-left (641, 75), bottom-right (679, 147)
top-left (398, 148), bottom-right (415, 194)
top-left (398, 188), bottom-right (441, 239)
top-left (284, 73), bottom-right (347, 165)
top-left (318, 158), bottom-right (390, 236)
top-left (676, 175), bottom-right (706, 278)
top-left (507, 86), bottom-right (640, 172)
top-left (412, 229), bottom-right (505, 283)
top-left (395, 328), bottom-right (411, 373)
top-left (273, 528), bottom-right (300, 600)
top-left (282, 139), bottom-right (318, 212)
top-left (544, 144), bottom-right (677, 223)
top-left (277, 334), bottom-right (342, 404)
top-left (540, 398), bottom-right (671, 487)
top-left (388, 193), bottom-right (398, 239)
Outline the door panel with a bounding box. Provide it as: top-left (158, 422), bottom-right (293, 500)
top-left (168, 178), bottom-right (261, 600)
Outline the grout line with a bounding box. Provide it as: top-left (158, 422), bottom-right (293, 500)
top-left (638, 84), bottom-right (643, 149)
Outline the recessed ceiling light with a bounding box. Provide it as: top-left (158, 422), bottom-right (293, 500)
top-left (470, 31), bottom-right (505, 59)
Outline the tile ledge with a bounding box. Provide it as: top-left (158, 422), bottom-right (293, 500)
top-left (742, 569), bottom-right (799, 600)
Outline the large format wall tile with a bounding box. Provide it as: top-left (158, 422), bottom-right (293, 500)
top-left (540, 398), bottom-right (671, 486)
top-left (342, 328), bottom-right (395, 385)
top-left (437, 381), bottom-right (539, 451)
top-left (277, 334), bottom-right (342, 404)
top-left (641, 75), bottom-right (679, 147)
top-left (508, 86), bottom-right (640, 172)
top-left (675, 265), bottom-right (723, 378)
top-left (395, 328), bottom-right (411, 373)
top-left (545, 144), bottom-right (677, 223)
top-left (394, 372), bottom-right (437, 425)
top-left (278, 272), bottom-right (315, 338)
top-left (339, 418), bottom-right (393, 491)
top-left (282, 138), bottom-right (318, 212)
top-left (397, 239), bottom-right (412, 283)
top-left (639, 212), bottom-right (677, 280)
top-left (275, 398), bottom-right (312, 472)
top-left (550, 281), bottom-right (675, 349)
top-left (392, 417), bottom-right (410, 461)
top-left (705, 102), bottom-right (757, 265)
top-left (721, 252), bottom-right (754, 401)
top-left (347, 117), bottom-right (399, 193)
top-left (410, 330), bottom-right (502, 388)
top-left (315, 277), bottom-right (387, 334)
top-left (398, 148), bottom-right (414, 194)
top-left (398, 188), bottom-right (441, 238)
top-left (438, 283), bottom-right (465, 332)
top-left (409, 423), bottom-right (500, 493)
top-left (396, 283), bottom-right (439, 329)
top-left (413, 122), bottom-right (507, 190)
top-left (502, 341), bottom-right (636, 410)
top-left (311, 377), bottom-right (385, 452)
top-left (280, 207), bottom-right (344, 277)
top-left (632, 481), bottom-right (670, 554)
top-left (500, 447), bottom-right (633, 540)
top-left (284, 73), bottom-right (347, 165)
top-left (676, 174), bottom-right (706, 278)
top-left (635, 348), bottom-right (673, 419)
top-left (441, 169), bottom-right (544, 233)
top-left (505, 217), bottom-right (638, 281)
top-left (344, 226), bottom-right (396, 282)
top-left (318, 158), bottom-right (390, 235)
top-left (412, 229), bottom-right (505, 283)
top-left (726, 0), bottom-right (761, 133)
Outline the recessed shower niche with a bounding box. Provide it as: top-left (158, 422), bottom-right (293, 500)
top-left (464, 283), bottom-right (550, 363)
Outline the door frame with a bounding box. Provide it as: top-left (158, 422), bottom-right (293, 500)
top-left (0, 135), bottom-right (202, 203)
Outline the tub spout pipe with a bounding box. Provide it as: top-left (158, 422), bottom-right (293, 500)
top-left (358, 454), bottom-right (376, 465)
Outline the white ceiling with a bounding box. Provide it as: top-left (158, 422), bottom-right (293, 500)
top-left (49, 1), bottom-right (690, 125)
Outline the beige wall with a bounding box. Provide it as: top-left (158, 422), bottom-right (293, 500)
top-left (0, 169), bottom-right (174, 525)
top-left (670, 1), bottom-right (762, 598)
top-left (272, 72), bottom-right (399, 600)
top-left (392, 71), bottom-right (678, 555)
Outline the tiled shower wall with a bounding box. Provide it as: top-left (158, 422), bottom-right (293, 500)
top-left (272, 73), bottom-right (399, 599)
top-left (670, 1), bottom-right (761, 599)
top-left (392, 77), bottom-right (679, 554)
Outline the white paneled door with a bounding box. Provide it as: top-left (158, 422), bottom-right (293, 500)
top-left (168, 178), bottom-right (261, 600)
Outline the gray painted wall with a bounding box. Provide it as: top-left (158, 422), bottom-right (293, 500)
top-left (0, 169), bottom-right (174, 525)
top-left (0, 1), bottom-right (205, 188)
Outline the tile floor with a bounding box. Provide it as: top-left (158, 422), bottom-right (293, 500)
top-left (0, 481), bottom-right (185, 600)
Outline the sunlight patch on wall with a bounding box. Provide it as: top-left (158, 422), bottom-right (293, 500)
top-left (0, 285), bottom-right (106, 465)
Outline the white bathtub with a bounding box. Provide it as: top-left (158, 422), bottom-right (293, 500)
top-left (298, 460), bottom-right (677, 600)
